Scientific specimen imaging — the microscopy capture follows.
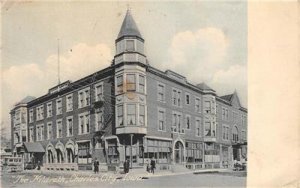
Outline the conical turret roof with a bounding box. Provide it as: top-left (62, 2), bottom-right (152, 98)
top-left (117, 10), bottom-right (142, 39)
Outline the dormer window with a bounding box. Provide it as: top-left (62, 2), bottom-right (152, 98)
top-left (126, 40), bottom-right (135, 51)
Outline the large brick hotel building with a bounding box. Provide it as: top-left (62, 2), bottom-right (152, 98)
top-left (10, 10), bottom-right (247, 171)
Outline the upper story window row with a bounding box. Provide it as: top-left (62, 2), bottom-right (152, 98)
top-left (29, 82), bottom-right (105, 122)
top-left (156, 81), bottom-right (204, 113)
top-left (116, 73), bottom-right (145, 94)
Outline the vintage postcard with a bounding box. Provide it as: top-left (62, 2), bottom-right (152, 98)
top-left (1, 1), bottom-right (298, 188)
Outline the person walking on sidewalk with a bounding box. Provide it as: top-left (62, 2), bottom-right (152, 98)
top-left (123, 159), bottom-right (130, 174)
top-left (150, 157), bottom-right (156, 174)
top-left (93, 158), bottom-right (99, 174)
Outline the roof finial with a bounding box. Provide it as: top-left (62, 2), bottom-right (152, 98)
top-left (126, 3), bottom-right (131, 12)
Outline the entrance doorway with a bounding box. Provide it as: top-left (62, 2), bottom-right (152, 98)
top-left (174, 141), bottom-right (184, 164)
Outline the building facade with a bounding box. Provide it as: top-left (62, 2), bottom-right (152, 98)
top-left (10, 10), bottom-right (247, 171)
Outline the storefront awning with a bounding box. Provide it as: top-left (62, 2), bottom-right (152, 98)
top-left (23, 142), bottom-right (45, 153)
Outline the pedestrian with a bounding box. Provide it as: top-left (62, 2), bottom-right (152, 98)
top-left (125, 159), bottom-right (130, 173)
top-left (150, 157), bottom-right (156, 174)
top-left (123, 160), bottom-right (127, 174)
top-left (93, 158), bottom-right (99, 174)
top-left (146, 161), bottom-right (150, 173)
top-left (37, 160), bottom-right (41, 170)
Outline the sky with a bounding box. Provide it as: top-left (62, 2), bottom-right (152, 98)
top-left (1, 1), bottom-right (247, 136)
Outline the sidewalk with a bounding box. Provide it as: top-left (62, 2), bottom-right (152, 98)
top-left (21, 167), bottom-right (233, 178)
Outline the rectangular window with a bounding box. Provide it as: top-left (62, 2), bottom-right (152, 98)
top-left (117, 75), bottom-right (123, 94)
top-left (66, 94), bottom-right (73, 112)
top-left (47, 102), bottom-right (52, 117)
top-left (78, 88), bottom-right (90, 108)
top-left (47, 122), bottom-right (52, 140)
top-left (126, 74), bottom-right (136, 91)
top-left (172, 111), bottom-right (183, 133)
top-left (79, 115), bottom-right (84, 134)
top-left (222, 125), bottom-right (229, 140)
top-left (36, 125), bottom-right (44, 141)
top-left (157, 83), bottom-right (165, 102)
top-left (139, 75), bottom-right (145, 93)
top-left (29, 109), bottom-right (33, 123)
top-left (242, 130), bottom-right (246, 140)
top-left (95, 82), bottom-right (103, 101)
top-left (195, 98), bottom-right (201, 113)
top-left (195, 118), bottom-right (201, 137)
top-left (85, 114), bottom-right (90, 133)
top-left (36, 105), bottom-right (44, 121)
top-left (204, 101), bottom-right (211, 114)
top-left (85, 90), bottom-right (90, 106)
top-left (127, 104), bottom-right (136, 126)
top-left (56, 120), bottom-right (62, 138)
top-left (67, 117), bottom-right (73, 137)
top-left (186, 93), bottom-right (190, 105)
top-left (79, 92), bottom-right (84, 108)
top-left (126, 40), bottom-right (135, 51)
top-left (222, 107), bottom-right (229, 121)
top-left (158, 109), bottom-right (165, 131)
top-left (56, 98), bottom-right (62, 115)
top-left (95, 109), bottom-right (103, 131)
top-left (139, 105), bottom-right (145, 126)
top-left (117, 105), bottom-right (124, 126)
top-left (29, 127), bottom-right (34, 142)
top-left (186, 115), bottom-right (191, 129)
top-left (204, 122), bottom-right (211, 136)
top-left (172, 88), bottom-right (182, 107)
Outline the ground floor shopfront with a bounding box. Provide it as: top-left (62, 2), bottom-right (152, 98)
top-left (12, 135), bottom-right (246, 171)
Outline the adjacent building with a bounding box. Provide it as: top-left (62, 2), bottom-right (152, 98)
top-left (10, 10), bottom-right (247, 171)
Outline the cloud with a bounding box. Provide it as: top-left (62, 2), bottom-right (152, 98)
top-left (209, 64), bottom-right (248, 107)
top-left (163, 27), bottom-right (229, 83)
top-left (1, 43), bottom-right (112, 134)
top-left (163, 27), bottom-right (247, 106)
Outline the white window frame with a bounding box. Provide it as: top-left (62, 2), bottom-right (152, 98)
top-left (185, 93), bottom-right (190, 105)
top-left (117, 105), bottom-right (124, 127)
top-left (29, 109), bottom-right (34, 123)
top-left (157, 82), bottom-right (165, 102)
top-left (56, 119), bottom-right (63, 138)
top-left (36, 105), bottom-right (44, 121)
top-left (157, 107), bottom-right (166, 132)
top-left (56, 98), bottom-right (62, 115)
top-left (78, 112), bottom-right (90, 135)
top-left (195, 97), bottom-right (201, 113)
top-left (95, 109), bottom-right (104, 131)
top-left (125, 39), bottom-right (135, 51)
top-left (36, 124), bottom-right (44, 141)
top-left (172, 87), bottom-right (182, 107)
top-left (47, 102), bottom-right (52, 118)
top-left (78, 87), bottom-right (90, 108)
top-left (29, 127), bottom-right (34, 142)
top-left (185, 114), bottom-right (191, 130)
top-left (195, 117), bottom-right (202, 137)
top-left (94, 82), bottom-right (104, 102)
top-left (66, 116), bottom-right (73, 137)
top-left (139, 104), bottom-right (145, 126)
top-left (172, 111), bottom-right (183, 133)
top-left (222, 124), bottom-right (230, 141)
top-left (66, 94), bottom-right (73, 112)
top-left (138, 74), bottom-right (145, 94)
top-left (47, 122), bottom-right (52, 140)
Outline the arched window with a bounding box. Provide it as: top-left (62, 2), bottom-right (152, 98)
top-left (232, 126), bottom-right (239, 142)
